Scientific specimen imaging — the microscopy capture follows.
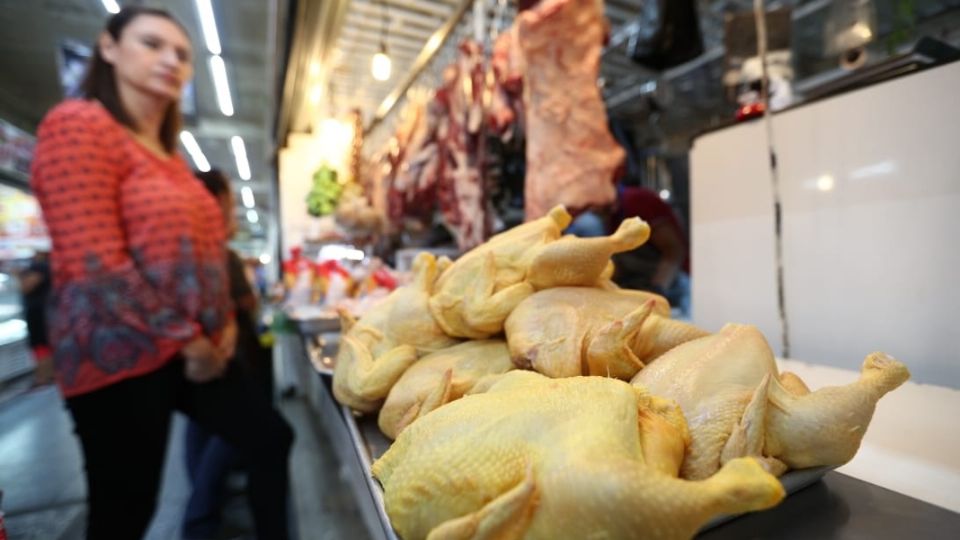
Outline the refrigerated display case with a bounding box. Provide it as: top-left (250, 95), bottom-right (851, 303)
top-left (0, 272), bottom-right (31, 383)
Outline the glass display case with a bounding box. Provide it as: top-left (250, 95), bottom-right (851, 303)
top-left (0, 271), bottom-right (32, 382)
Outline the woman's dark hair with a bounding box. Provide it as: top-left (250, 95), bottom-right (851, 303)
top-left (81, 7), bottom-right (189, 153)
top-left (195, 169), bottom-right (231, 198)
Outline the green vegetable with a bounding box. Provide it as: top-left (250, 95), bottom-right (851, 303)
top-left (306, 165), bottom-right (343, 217)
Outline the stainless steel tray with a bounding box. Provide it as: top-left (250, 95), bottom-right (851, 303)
top-left (291, 313), bottom-right (340, 335)
top-left (700, 466), bottom-right (833, 532)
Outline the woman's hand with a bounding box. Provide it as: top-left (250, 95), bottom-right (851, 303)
top-left (217, 318), bottom-right (238, 360)
top-left (182, 336), bottom-right (228, 382)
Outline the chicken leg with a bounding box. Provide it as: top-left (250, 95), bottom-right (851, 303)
top-left (333, 252), bottom-right (459, 412)
top-left (764, 352), bottom-right (910, 469)
top-left (526, 217), bottom-right (651, 289)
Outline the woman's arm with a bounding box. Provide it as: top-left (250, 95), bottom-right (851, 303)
top-left (31, 104), bottom-right (204, 348)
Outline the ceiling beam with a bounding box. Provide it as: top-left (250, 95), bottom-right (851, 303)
top-left (278, 0), bottom-right (352, 138)
top-left (338, 27), bottom-right (427, 52)
top-left (384, 0), bottom-right (456, 19)
top-left (343, 12), bottom-right (439, 43)
top-left (350, 0), bottom-right (446, 29)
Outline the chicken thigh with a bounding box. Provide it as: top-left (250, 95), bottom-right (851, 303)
top-left (378, 339), bottom-right (514, 440)
top-left (373, 371), bottom-right (784, 540)
top-left (505, 287), bottom-right (709, 379)
top-left (333, 252), bottom-right (460, 413)
top-left (632, 324), bottom-right (910, 479)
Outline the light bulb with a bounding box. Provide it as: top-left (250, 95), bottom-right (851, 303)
top-left (372, 49), bottom-right (392, 82)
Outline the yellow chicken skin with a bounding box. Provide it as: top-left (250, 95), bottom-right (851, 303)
top-left (632, 324), bottom-right (910, 479)
top-left (333, 253), bottom-right (460, 413)
top-left (505, 287), bottom-right (709, 380)
top-left (373, 371), bottom-right (785, 540)
top-left (378, 340), bottom-right (515, 440)
top-left (428, 205), bottom-right (651, 339)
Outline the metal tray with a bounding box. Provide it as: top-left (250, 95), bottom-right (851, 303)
top-left (700, 466), bottom-right (833, 532)
top-left (291, 313), bottom-right (340, 335)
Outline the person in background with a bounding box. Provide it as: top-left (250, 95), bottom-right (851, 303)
top-left (18, 251), bottom-right (53, 385)
top-left (29, 7), bottom-right (292, 539)
top-left (183, 169), bottom-right (278, 540)
top-left (609, 184), bottom-right (691, 315)
top-left (565, 209), bottom-right (608, 238)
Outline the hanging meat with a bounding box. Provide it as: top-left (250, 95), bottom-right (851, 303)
top-left (391, 91), bottom-right (443, 230)
top-left (518, 0), bottom-right (625, 220)
top-left (488, 26), bottom-right (525, 140)
top-left (436, 40), bottom-right (491, 251)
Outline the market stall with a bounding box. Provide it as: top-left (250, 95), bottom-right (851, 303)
top-left (272, 0), bottom-right (960, 538)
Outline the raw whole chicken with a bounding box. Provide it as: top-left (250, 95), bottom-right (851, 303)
top-left (428, 205), bottom-right (651, 339)
top-left (373, 371), bottom-right (785, 540)
top-left (505, 287), bottom-right (709, 379)
top-left (378, 339), bottom-right (514, 440)
top-left (632, 324), bottom-right (911, 479)
top-left (518, 0), bottom-right (625, 220)
top-left (333, 252), bottom-right (459, 413)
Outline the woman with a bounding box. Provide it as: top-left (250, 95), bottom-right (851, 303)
top-left (30, 8), bottom-right (292, 540)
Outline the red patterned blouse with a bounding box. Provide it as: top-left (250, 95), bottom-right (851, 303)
top-left (31, 100), bottom-right (231, 397)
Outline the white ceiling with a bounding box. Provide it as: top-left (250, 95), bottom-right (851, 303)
top-left (285, 0), bottom-right (960, 151)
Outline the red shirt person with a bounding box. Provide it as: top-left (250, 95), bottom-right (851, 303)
top-left (32, 99), bottom-right (231, 396)
top-left (29, 8), bottom-right (291, 540)
top-left (610, 185), bottom-right (690, 299)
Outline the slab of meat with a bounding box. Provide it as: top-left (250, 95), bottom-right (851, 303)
top-left (488, 26), bottom-right (525, 140)
top-left (437, 41), bottom-right (490, 251)
top-left (392, 93), bottom-right (443, 228)
top-left (518, 0), bottom-right (625, 220)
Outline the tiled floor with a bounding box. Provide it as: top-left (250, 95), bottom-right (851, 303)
top-left (0, 375), bottom-right (371, 539)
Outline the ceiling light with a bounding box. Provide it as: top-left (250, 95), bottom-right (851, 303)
top-left (194, 0), bottom-right (221, 55)
top-left (310, 84), bottom-right (323, 105)
top-left (240, 186), bottom-right (255, 208)
top-left (372, 1), bottom-right (392, 82)
top-left (101, 0), bottom-right (120, 14)
top-left (817, 174), bottom-right (835, 192)
top-left (372, 44), bottom-right (392, 81)
top-left (659, 189), bottom-right (671, 200)
top-left (179, 131), bottom-right (210, 172)
top-left (209, 55), bottom-right (233, 116)
top-left (230, 136), bottom-right (251, 180)
top-left (246, 210), bottom-right (259, 224)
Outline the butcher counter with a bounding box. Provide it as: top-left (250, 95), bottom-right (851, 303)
top-left (280, 331), bottom-right (960, 539)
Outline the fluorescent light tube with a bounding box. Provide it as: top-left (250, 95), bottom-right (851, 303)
top-left (179, 131), bottom-right (210, 172)
top-left (230, 136), bottom-right (251, 180)
top-left (240, 186), bottom-right (255, 208)
top-left (195, 0), bottom-right (221, 55)
top-left (209, 55), bottom-right (234, 117)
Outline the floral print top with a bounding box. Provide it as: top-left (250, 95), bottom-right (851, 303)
top-left (31, 100), bottom-right (231, 397)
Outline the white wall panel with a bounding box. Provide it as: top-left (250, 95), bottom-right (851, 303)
top-left (691, 62), bottom-right (960, 387)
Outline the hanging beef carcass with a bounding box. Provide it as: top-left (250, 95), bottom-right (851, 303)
top-left (518, 0), bottom-right (625, 220)
top-left (436, 41), bottom-right (491, 251)
top-left (488, 26), bottom-right (525, 140)
top-left (391, 91), bottom-right (443, 230)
